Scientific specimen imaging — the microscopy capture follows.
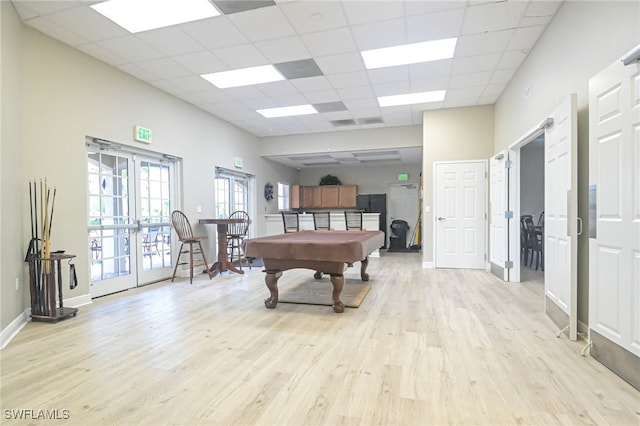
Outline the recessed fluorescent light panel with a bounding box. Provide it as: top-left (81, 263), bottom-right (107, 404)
top-left (201, 65), bottom-right (285, 88)
top-left (378, 90), bottom-right (446, 107)
top-left (257, 105), bottom-right (317, 118)
top-left (361, 38), bottom-right (457, 69)
top-left (91, 0), bottom-right (220, 33)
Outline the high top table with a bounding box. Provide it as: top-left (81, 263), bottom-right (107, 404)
top-left (199, 218), bottom-right (244, 276)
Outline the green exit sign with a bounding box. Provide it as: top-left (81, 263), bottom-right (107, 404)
top-left (133, 125), bottom-right (152, 144)
top-left (398, 173), bottom-right (409, 181)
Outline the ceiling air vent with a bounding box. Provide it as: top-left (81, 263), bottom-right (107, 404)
top-left (330, 119), bottom-right (357, 127)
top-left (357, 117), bottom-right (384, 125)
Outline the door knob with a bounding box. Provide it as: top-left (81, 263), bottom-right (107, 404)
top-left (437, 217), bottom-right (445, 221)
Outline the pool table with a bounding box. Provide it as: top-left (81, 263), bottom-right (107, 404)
top-left (245, 230), bottom-right (384, 313)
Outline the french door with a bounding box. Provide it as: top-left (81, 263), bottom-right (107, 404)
top-left (87, 146), bottom-right (176, 297)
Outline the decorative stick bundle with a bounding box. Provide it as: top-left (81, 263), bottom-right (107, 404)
top-left (26, 179), bottom-right (56, 315)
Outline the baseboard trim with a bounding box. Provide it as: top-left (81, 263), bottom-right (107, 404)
top-left (590, 330), bottom-right (640, 391)
top-left (545, 296), bottom-right (569, 335)
top-left (1, 311), bottom-right (28, 350)
top-left (64, 293), bottom-right (93, 308)
top-left (422, 261), bottom-right (434, 269)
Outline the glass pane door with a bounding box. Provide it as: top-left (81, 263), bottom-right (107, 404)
top-left (88, 151), bottom-right (136, 297)
top-left (135, 158), bottom-right (174, 284)
top-left (88, 149), bottom-right (176, 297)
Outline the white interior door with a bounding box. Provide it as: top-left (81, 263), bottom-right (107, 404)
top-left (489, 151), bottom-right (509, 280)
top-left (435, 161), bottom-right (487, 269)
top-left (588, 56), bottom-right (640, 359)
top-left (544, 94), bottom-right (578, 341)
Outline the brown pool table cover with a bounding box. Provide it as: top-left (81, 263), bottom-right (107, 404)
top-left (245, 230), bottom-right (384, 263)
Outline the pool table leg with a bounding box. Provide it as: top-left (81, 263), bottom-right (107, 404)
top-left (329, 274), bottom-right (345, 313)
top-left (360, 256), bottom-right (370, 281)
top-left (264, 271), bottom-right (282, 309)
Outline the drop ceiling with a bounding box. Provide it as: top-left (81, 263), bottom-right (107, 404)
top-left (11, 0), bottom-right (562, 168)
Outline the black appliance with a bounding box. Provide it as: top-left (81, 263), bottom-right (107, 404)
top-left (356, 194), bottom-right (387, 248)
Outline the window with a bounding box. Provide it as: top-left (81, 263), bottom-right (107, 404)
top-left (215, 167), bottom-right (251, 218)
top-left (278, 182), bottom-right (289, 211)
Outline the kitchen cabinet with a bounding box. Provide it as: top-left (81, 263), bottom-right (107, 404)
top-left (295, 185), bottom-right (357, 208)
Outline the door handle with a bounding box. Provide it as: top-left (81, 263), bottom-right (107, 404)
top-left (437, 217), bottom-right (446, 221)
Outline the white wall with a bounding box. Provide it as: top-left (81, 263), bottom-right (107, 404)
top-left (494, 0), bottom-right (640, 324)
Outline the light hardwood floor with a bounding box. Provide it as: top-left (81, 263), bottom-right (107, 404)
top-left (1, 252), bottom-right (638, 425)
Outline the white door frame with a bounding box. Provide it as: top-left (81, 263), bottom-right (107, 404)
top-left (489, 150), bottom-right (509, 281)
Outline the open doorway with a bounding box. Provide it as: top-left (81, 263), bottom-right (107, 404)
top-left (519, 136), bottom-right (545, 291)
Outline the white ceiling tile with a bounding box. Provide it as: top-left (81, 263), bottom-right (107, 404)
top-left (12, 1), bottom-right (83, 17)
top-left (325, 71), bottom-right (369, 89)
top-left (24, 16), bottom-right (88, 46)
top-left (343, 97), bottom-right (380, 110)
top-left (118, 63), bottom-right (162, 82)
top-left (489, 68), bottom-right (517, 85)
top-left (366, 67), bottom-right (409, 85)
top-left (409, 59), bottom-right (454, 78)
top-left (166, 75), bottom-right (218, 92)
top-left (290, 76), bottom-right (334, 92)
top-left (411, 75), bottom-right (450, 92)
top-left (301, 28), bottom-right (357, 57)
top-left (97, 36), bottom-right (164, 62)
top-left (180, 17), bottom-right (249, 50)
top-left (223, 85), bottom-right (269, 101)
top-left (452, 53), bottom-right (502, 74)
top-left (449, 71), bottom-right (492, 88)
top-left (255, 36), bottom-right (312, 63)
top-left (136, 27), bottom-right (204, 57)
top-left (257, 80), bottom-right (300, 97)
top-left (497, 51), bottom-right (527, 69)
top-left (406, 8), bottom-right (465, 42)
top-left (481, 84), bottom-right (505, 97)
top-left (350, 18), bottom-right (407, 50)
top-left (228, 6), bottom-right (296, 41)
top-left (406, 0), bottom-right (467, 16)
top-left (210, 44), bottom-right (268, 69)
top-left (173, 51), bottom-right (227, 74)
top-left (462, 1), bottom-right (528, 35)
top-left (76, 42), bottom-right (128, 66)
top-left (148, 79), bottom-right (183, 95)
top-left (315, 52), bottom-right (365, 75)
top-left (456, 30), bottom-right (515, 56)
top-left (279, 1), bottom-right (349, 34)
top-left (341, 1), bottom-right (405, 26)
top-left (45, 5), bottom-right (127, 42)
top-left (12, 2), bottom-right (39, 20)
top-left (337, 85), bottom-right (376, 100)
top-left (189, 88), bottom-right (236, 104)
top-left (136, 58), bottom-right (191, 80)
top-left (524, 1), bottom-right (563, 18)
top-left (303, 90), bottom-right (342, 104)
top-left (372, 80), bottom-right (412, 97)
top-left (445, 85), bottom-right (485, 100)
top-left (507, 25), bottom-right (545, 52)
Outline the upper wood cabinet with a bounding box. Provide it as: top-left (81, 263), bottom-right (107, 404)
top-left (290, 185), bottom-right (300, 209)
top-left (337, 185), bottom-right (357, 208)
top-left (295, 184), bottom-right (357, 208)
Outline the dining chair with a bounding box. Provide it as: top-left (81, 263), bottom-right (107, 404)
top-left (227, 210), bottom-right (251, 271)
top-left (312, 211), bottom-right (331, 230)
top-left (281, 211), bottom-right (300, 233)
top-left (344, 210), bottom-right (364, 230)
top-left (171, 210), bottom-right (213, 284)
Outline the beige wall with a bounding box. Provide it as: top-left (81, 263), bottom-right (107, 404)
top-left (1, 1), bottom-right (26, 334)
top-left (422, 105), bottom-right (495, 265)
top-left (494, 0), bottom-right (640, 326)
top-left (0, 3), bottom-right (297, 335)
